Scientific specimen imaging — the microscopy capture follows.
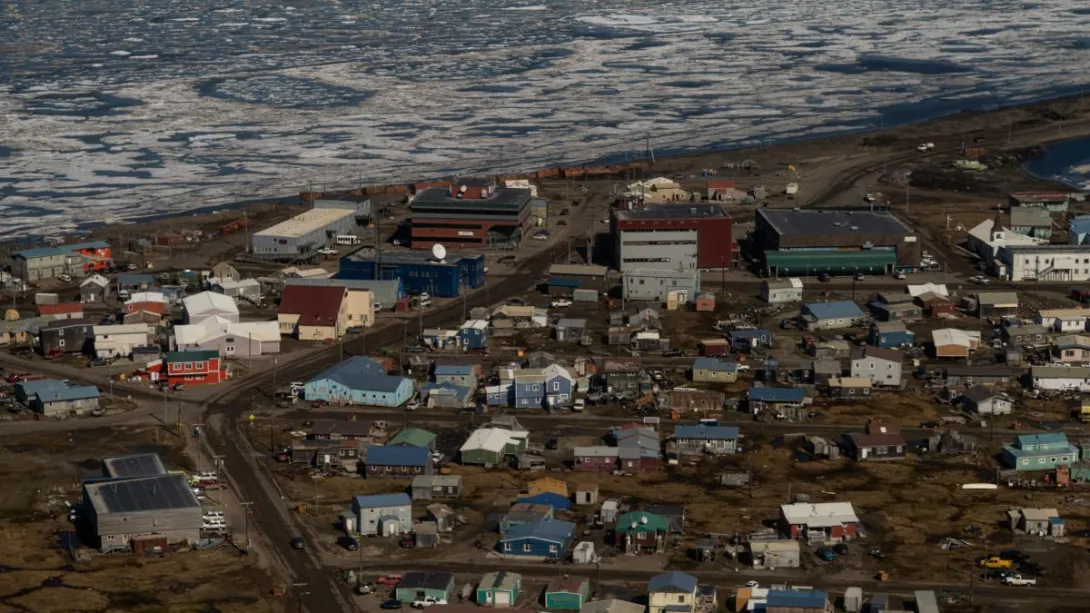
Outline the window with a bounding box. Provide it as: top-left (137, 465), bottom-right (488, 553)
top-left (1021, 459), bottom-right (1029, 466)
top-left (532, 384), bottom-right (539, 391)
top-left (1050, 457), bottom-right (1057, 463)
top-left (504, 543), bottom-right (512, 552)
top-left (1038, 458), bottom-right (1046, 464)
top-left (549, 544), bottom-right (558, 553)
top-left (552, 382), bottom-right (559, 391)
top-left (184, 363), bottom-right (192, 371)
top-left (523, 544), bottom-right (532, 552)
top-left (678, 596), bottom-right (685, 604)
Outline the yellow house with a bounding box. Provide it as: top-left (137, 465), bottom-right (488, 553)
top-left (343, 289), bottom-right (375, 329)
top-left (648, 571), bottom-right (697, 613)
top-left (528, 476), bottom-right (568, 498)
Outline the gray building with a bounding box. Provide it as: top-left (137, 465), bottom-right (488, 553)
top-left (80, 275), bottom-right (111, 304)
top-left (102, 454), bottom-right (167, 479)
top-left (849, 346), bottom-right (903, 387)
top-left (1010, 207), bottom-right (1053, 240)
top-left (623, 269), bottom-right (700, 302)
top-left (411, 475), bottom-right (463, 500)
top-left (251, 203), bottom-right (360, 259)
top-left (282, 278), bottom-right (403, 309)
top-left (11, 241), bottom-right (111, 282)
top-left (212, 278), bottom-right (262, 303)
top-left (960, 387), bottom-right (1013, 415)
top-left (82, 474), bottom-right (202, 552)
top-left (37, 385), bottom-right (100, 418)
top-left (351, 493), bottom-right (412, 536)
top-left (556, 318), bottom-right (587, 342)
top-left (39, 318), bottom-right (93, 355)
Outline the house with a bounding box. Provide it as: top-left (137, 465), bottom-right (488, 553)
top-left (727, 329), bottom-right (773, 353)
top-left (868, 321), bottom-right (914, 349)
top-left (433, 364), bottom-right (478, 388)
top-left (411, 475), bottom-right (462, 500)
top-left (697, 339), bottom-right (729, 357)
top-left (976, 292), bottom-right (1019, 318)
top-left (844, 420), bottom-right (906, 462)
top-left (609, 327), bottom-right (633, 347)
top-left (960, 387), bottom-right (1013, 415)
top-left (35, 384), bottom-right (101, 418)
top-left (919, 293), bottom-right (956, 318)
top-left (364, 445), bottom-right (432, 478)
top-left (779, 502), bottom-right (859, 541)
top-left (869, 300), bottom-right (922, 323)
top-left (527, 476), bottom-right (568, 499)
top-left (351, 493), bottom-right (412, 536)
top-left (11, 241), bottom-right (112, 282)
top-left (423, 329), bottom-right (460, 350)
top-left (1009, 207), bottom-right (1053, 239)
top-left (212, 278), bottom-right (262, 304)
top-left (574, 484), bottom-right (598, 506)
top-left (182, 291), bottom-right (239, 325)
top-left (81, 473), bottom-right (200, 553)
top-left (477, 571), bottom-right (521, 608)
top-left (647, 571), bottom-right (698, 613)
top-left (460, 427), bottom-right (527, 466)
top-left (616, 426), bottom-right (661, 474)
top-left (394, 572), bottom-right (455, 604)
top-left (544, 577), bottom-right (591, 611)
top-left (1036, 308), bottom-right (1089, 333)
top-left (931, 328), bottom-right (981, 359)
top-left (761, 278), bottom-right (804, 304)
top-left (598, 359), bottom-right (642, 397)
top-left (122, 292), bottom-right (169, 319)
top-left (1053, 334), bottom-right (1090, 364)
top-left (694, 292), bottom-right (715, 312)
top-left (1008, 508), bottom-right (1064, 537)
top-left (765, 590), bottom-right (832, 613)
top-left (211, 261), bottom-right (240, 282)
top-left (707, 178), bottom-right (742, 201)
top-left (390, 427), bottom-right (438, 450)
top-left (277, 284), bottom-right (348, 340)
top-left (498, 518), bottom-right (575, 559)
top-left (748, 540), bottom-right (801, 569)
top-left (811, 359), bottom-right (842, 386)
top-left (541, 363), bottom-right (575, 407)
top-left (458, 319), bottom-right (489, 350)
top-left (690, 358), bottom-right (739, 383)
top-left (628, 308), bottom-right (661, 331)
top-left (672, 424), bottom-right (738, 455)
top-left (827, 376), bottom-right (872, 398)
top-left (426, 503), bottom-right (455, 532)
top-left (573, 447), bottom-right (619, 473)
top-left (491, 305), bottom-right (548, 329)
top-left (173, 318), bottom-right (281, 358)
top-left (1001, 432), bottom-right (1078, 471)
top-left (512, 369), bottom-right (547, 409)
top-left (667, 388), bottom-right (725, 415)
top-left (641, 504), bottom-right (685, 534)
top-left (1032, 366), bottom-right (1090, 391)
top-left (555, 318), bottom-right (587, 343)
top-left (39, 318), bottom-right (92, 355)
top-left (305, 356), bottom-right (414, 407)
top-left (80, 275), bottom-right (111, 304)
top-left (516, 491), bottom-right (571, 511)
top-left (928, 429), bottom-right (978, 455)
top-left (580, 600), bottom-right (645, 613)
top-left (800, 300), bottom-right (865, 330)
top-left (39, 302), bottom-right (84, 321)
top-left (944, 364), bottom-right (1016, 388)
top-left (748, 387), bottom-right (807, 420)
top-left (116, 273), bottom-right (156, 291)
top-left (1004, 324), bottom-right (1050, 347)
top-left (613, 511), bottom-right (669, 554)
top-left (163, 350), bottom-right (226, 385)
top-left (306, 419), bottom-right (388, 443)
top-left (849, 346), bottom-right (903, 387)
top-left (92, 324), bottom-right (153, 359)
top-left (500, 504), bottom-right (554, 534)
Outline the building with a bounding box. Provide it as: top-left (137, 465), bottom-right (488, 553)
top-left (11, 241), bottom-right (112, 282)
top-left (477, 571), bottom-right (522, 608)
top-left (39, 318), bottom-right (93, 355)
top-left (580, 600), bottom-right (645, 613)
top-left (668, 388), bottom-right (725, 415)
top-left (996, 244), bottom-right (1090, 282)
top-left (283, 277), bottom-right (404, 311)
top-left (622, 269), bottom-right (700, 302)
top-left (101, 454), bottom-right (167, 479)
top-left (459, 319), bottom-right (489, 349)
top-left (182, 291), bottom-right (239, 325)
top-left (966, 215), bottom-right (1046, 263)
top-left (1009, 191), bottom-right (1071, 212)
top-left (748, 387), bottom-right (807, 420)
top-left (498, 518), bottom-right (575, 559)
top-left (627, 177), bottom-right (688, 203)
top-left (163, 350), bottom-right (226, 385)
top-left (411, 475), bottom-right (462, 500)
top-left (351, 493), bottom-right (412, 536)
top-left (390, 427), bottom-right (438, 450)
top-left (761, 278), bottom-right (804, 304)
top-left (339, 249), bottom-right (485, 298)
top-left (779, 502), bottom-right (859, 542)
top-left (765, 590), bottom-right (832, 613)
top-left (1008, 508), bottom-right (1064, 537)
top-left (500, 503), bottom-right (554, 534)
top-left (616, 426), bottom-right (661, 474)
top-left (460, 427), bottom-right (527, 466)
top-left (800, 300), bottom-right (865, 330)
top-left (573, 447), bottom-right (619, 472)
top-left (960, 387), bottom-right (1013, 415)
top-left (433, 364), bottom-right (477, 388)
top-left (647, 571), bottom-right (698, 613)
top-left (1071, 216), bottom-right (1090, 245)
top-left (92, 324), bottom-right (153, 359)
top-left (728, 329), bottom-right (773, 354)
top-left (365, 445), bottom-right (432, 478)
top-left (1003, 324), bottom-right (1049, 347)
top-left (844, 420), bottom-right (906, 461)
top-left (1001, 432), bottom-right (1078, 471)
top-left (1009, 207), bottom-right (1053, 239)
top-left (544, 577), bottom-right (591, 611)
top-left (1038, 308), bottom-right (1089, 333)
top-left (753, 209), bottom-right (919, 277)
top-left (173, 319), bottom-right (281, 358)
top-left (212, 278), bottom-right (262, 303)
top-left (614, 204), bottom-right (734, 272)
top-left (613, 510), bottom-right (669, 554)
top-left (410, 180), bottom-right (534, 248)
top-left (395, 572), bottom-right (456, 604)
top-left (849, 346), bottom-right (903, 387)
top-left (81, 473), bottom-right (201, 552)
top-left (211, 262), bottom-right (240, 282)
top-left (868, 321), bottom-right (914, 348)
top-left (116, 273), bottom-right (156, 291)
top-left (1032, 366), bottom-right (1090, 391)
top-left (827, 376), bottom-right (871, 398)
top-left (80, 274), bottom-right (111, 304)
top-left (748, 540), bottom-right (801, 569)
top-left (690, 358), bottom-right (739, 383)
top-left (39, 302), bottom-right (83, 321)
top-left (944, 365), bottom-right (1014, 388)
top-left (598, 359), bottom-right (642, 397)
top-left (34, 384), bottom-right (100, 418)
top-left (305, 356), bottom-right (414, 407)
top-left (251, 205), bottom-right (359, 259)
top-left (277, 285), bottom-right (348, 340)
top-left (697, 339), bottom-right (729, 357)
top-left (672, 425), bottom-right (738, 455)
top-left (1053, 334), bottom-right (1090, 364)
top-left (547, 264), bottom-right (611, 296)
top-left (555, 318), bottom-right (587, 343)
top-left (931, 328), bottom-right (980, 359)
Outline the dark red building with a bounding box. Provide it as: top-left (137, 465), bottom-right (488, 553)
top-left (161, 350), bottom-right (225, 385)
top-left (572, 447), bottom-right (619, 472)
top-left (409, 179), bottom-right (534, 249)
top-left (615, 204), bottom-right (734, 270)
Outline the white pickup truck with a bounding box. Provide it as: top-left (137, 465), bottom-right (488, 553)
top-left (1001, 574), bottom-right (1037, 587)
top-left (412, 597), bottom-right (448, 608)
top-left (916, 142), bottom-right (935, 152)
top-left (551, 299), bottom-right (572, 308)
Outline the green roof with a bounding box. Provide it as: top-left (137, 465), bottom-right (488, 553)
top-left (615, 511), bottom-right (670, 534)
top-left (389, 427), bottom-right (437, 448)
top-left (165, 350), bottom-right (219, 362)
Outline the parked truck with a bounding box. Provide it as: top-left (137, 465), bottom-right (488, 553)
top-left (1002, 575), bottom-right (1037, 587)
top-left (979, 556), bottom-right (1013, 569)
top-left (1079, 400), bottom-right (1090, 423)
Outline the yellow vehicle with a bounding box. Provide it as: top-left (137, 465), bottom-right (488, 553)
top-left (1079, 400), bottom-right (1090, 423)
top-left (979, 556), bottom-right (1012, 569)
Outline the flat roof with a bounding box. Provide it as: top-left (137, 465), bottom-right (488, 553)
top-left (549, 264), bottom-right (609, 276)
top-left (102, 454), bottom-right (167, 479)
top-left (412, 186), bottom-right (532, 211)
top-left (758, 209), bottom-right (911, 237)
top-left (84, 474), bottom-right (200, 515)
top-left (617, 204), bottom-right (727, 221)
top-left (346, 249), bottom-right (482, 266)
top-left (254, 207), bottom-right (356, 240)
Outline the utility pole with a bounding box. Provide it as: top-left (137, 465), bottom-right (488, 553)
top-left (212, 454), bottom-right (225, 481)
top-left (240, 501), bottom-right (253, 547)
top-left (292, 583), bottom-right (308, 613)
top-left (190, 423), bottom-right (205, 473)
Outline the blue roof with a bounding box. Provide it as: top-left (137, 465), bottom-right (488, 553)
top-left (15, 241), bottom-right (110, 260)
top-left (435, 364), bottom-right (474, 376)
top-left (692, 358), bottom-right (739, 372)
top-left (674, 424), bottom-right (738, 441)
top-left (501, 518), bottom-right (575, 544)
top-left (353, 492), bottom-right (411, 509)
top-left (766, 590), bottom-right (827, 608)
top-left (728, 329), bottom-right (772, 339)
top-left (366, 445), bottom-right (429, 467)
top-left (117, 273), bottom-right (156, 285)
top-left (648, 571), bottom-right (697, 593)
top-left (749, 387), bottom-right (806, 402)
top-left (16, 379), bottom-right (67, 397)
top-left (517, 492), bottom-right (572, 510)
top-left (1071, 216), bottom-right (1090, 234)
top-left (1014, 432), bottom-right (1069, 448)
top-left (803, 300), bottom-right (864, 320)
top-left (37, 385), bottom-right (100, 403)
top-left (309, 356), bottom-right (409, 392)
top-left (547, 277), bottom-right (581, 288)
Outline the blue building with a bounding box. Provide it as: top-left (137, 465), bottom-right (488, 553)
top-left (513, 371), bottom-right (546, 409)
top-left (748, 386), bottom-right (807, 419)
top-left (800, 300), bottom-right (865, 331)
top-left (1001, 432), bottom-right (1078, 471)
top-left (516, 492), bottom-right (572, 510)
top-left (15, 379), bottom-right (69, 406)
top-left (305, 356), bottom-right (414, 407)
top-left (727, 329), bottom-right (773, 353)
top-left (433, 364), bottom-right (477, 387)
top-left (116, 273), bottom-right (156, 291)
top-left (339, 249), bottom-right (485, 298)
top-left (766, 590), bottom-right (830, 611)
top-left (364, 445), bottom-right (432, 478)
top-left (868, 321), bottom-right (915, 349)
top-left (541, 364), bottom-right (574, 407)
top-left (485, 383), bottom-right (513, 407)
top-left (498, 518), bottom-right (575, 558)
top-left (458, 320), bottom-right (489, 349)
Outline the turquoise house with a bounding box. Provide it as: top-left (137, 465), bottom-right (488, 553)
top-left (544, 576), bottom-right (590, 610)
top-left (477, 571), bottom-right (521, 607)
top-left (1001, 433), bottom-right (1078, 471)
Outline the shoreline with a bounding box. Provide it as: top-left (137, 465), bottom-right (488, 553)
top-left (10, 89), bottom-right (1090, 248)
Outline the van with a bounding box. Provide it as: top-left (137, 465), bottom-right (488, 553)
top-left (117, 290), bottom-right (131, 301)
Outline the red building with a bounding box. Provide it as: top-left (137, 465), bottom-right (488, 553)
top-left (409, 179), bottom-right (534, 249)
top-left (39, 302), bottom-right (84, 320)
top-left (615, 204), bottom-right (734, 269)
top-left (69, 242), bottom-right (112, 274)
top-left (778, 502), bottom-right (859, 542)
top-left (572, 447), bottom-right (619, 472)
top-left (161, 350), bottom-right (225, 386)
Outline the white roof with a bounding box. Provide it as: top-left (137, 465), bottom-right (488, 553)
top-left (183, 291), bottom-right (239, 316)
top-left (461, 319), bottom-right (488, 331)
top-left (968, 218), bottom-right (1043, 249)
top-left (254, 207), bottom-right (356, 239)
top-left (175, 318), bottom-right (279, 346)
top-left (1038, 308), bottom-right (1089, 320)
top-left (216, 278), bottom-right (260, 290)
top-left (749, 540), bottom-right (800, 553)
top-left (81, 274), bottom-right (108, 288)
top-left (907, 283), bottom-right (949, 298)
top-left (94, 324), bottom-right (151, 336)
top-left (125, 291), bottom-right (167, 305)
top-left (281, 267), bottom-right (333, 279)
top-left (932, 328), bottom-right (980, 348)
top-left (1018, 507), bottom-right (1059, 521)
top-left (780, 502), bottom-right (859, 527)
top-left (460, 428), bottom-right (516, 454)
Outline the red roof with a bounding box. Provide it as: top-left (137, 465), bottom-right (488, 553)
top-left (707, 179), bottom-right (736, 189)
top-left (39, 303), bottom-right (83, 316)
top-left (124, 302), bottom-right (167, 315)
top-left (279, 285), bottom-right (345, 326)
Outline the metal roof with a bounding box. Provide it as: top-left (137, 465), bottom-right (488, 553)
top-left (780, 502), bottom-right (859, 527)
top-left (389, 428), bottom-right (438, 448)
top-left (434, 364), bottom-right (474, 376)
top-left (346, 248), bottom-right (483, 267)
top-left (254, 207), bottom-right (356, 239)
top-left (648, 571), bottom-right (697, 593)
top-left (617, 204), bottom-right (727, 221)
top-left (748, 387), bottom-right (806, 402)
top-left (37, 385), bottom-right (100, 403)
top-left (692, 358), bottom-right (739, 372)
top-left (850, 346), bottom-right (902, 363)
top-left (674, 424), bottom-right (738, 440)
top-left (766, 590), bottom-right (827, 608)
top-left (84, 474), bottom-right (199, 515)
top-left (14, 241), bottom-right (110, 260)
top-left (183, 291), bottom-right (238, 315)
top-left (1010, 207), bottom-right (1052, 226)
top-left (480, 571), bottom-right (522, 592)
top-left (366, 445), bottom-right (429, 466)
top-left (549, 264), bottom-right (609, 276)
top-left (623, 268), bottom-right (700, 280)
top-left (101, 454), bottom-right (167, 479)
top-left (352, 492), bottom-right (412, 509)
top-left (411, 475), bottom-right (462, 488)
top-left (1014, 432), bottom-right (1069, 448)
top-left (412, 186), bottom-right (532, 211)
top-left (573, 446), bottom-right (619, 458)
top-left (758, 209), bottom-right (910, 237)
top-left (802, 300), bottom-right (864, 320)
top-left (398, 571), bottom-right (455, 591)
top-left (500, 518), bottom-right (575, 544)
top-left (309, 356), bottom-right (395, 387)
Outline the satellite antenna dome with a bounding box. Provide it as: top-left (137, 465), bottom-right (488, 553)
top-left (432, 243), bottom-right (447, 261)
top-left (629, 521), bottom-right (638, 530)
top-left (641, 516), bottom-right (648, 524)
top-left (460, 184), bottom-right (467, 193)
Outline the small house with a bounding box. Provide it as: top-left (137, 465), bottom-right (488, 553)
top-left (869, 300), bottom-right (922, 323)
top-left (477, 571), bottom-right (522, 608)
top-left (555, 318), bottom-right (587, 343)
top-left (545, 577), bottom-right (591, 611)
top-left (1031, 366), bottom-right (1090, 392)
top-left (389, 427), bottom-right (438, 450)
top-left (868, 321), bottom-right (914, 349)
top-left (573, 447), bottom-right (619, 472)
top-left (1003, 324), bottom-right (1049, 347)
top-left (433, 364), bottom-right (478, 388)
top-left (498, 518), bottom-right (575, 559)
top-left (976, 291), bottom-right (1019, 318)
top-left (779, 502), bottom-right (859, 542)
top-left (748, 540), bottom-right (801, 569)
top-left (516, 492), bottom-right (571, 510)
top-left (827, 376), bottom-right (871, 398)
top-left (931, 328), bottom-right (981, 359)
top-left (420, 382), bottom-right (474, 409)
top-left (944, 364), bottom-right (1015, 388)
top-left (800, 300), bottom-right (864, 330)
top-left (728, 329), bottom-right (773, 354)
top-left (667, 388), bottom-right (725, 415)
top-left (616, 427), bottom-right (661, 474)
top-left (672, 424), bottom-right (738, 455)
top-left (613, 511), bottom-right (669, 554)
top-left (574, 484), bottom-right (598, 505)
top-left (1036, 308), bottom-right (1089, 333)
top-left (648, 572), bottom-right (698, 613)
top-left (765, 590), bottom-right (831, 613)
top-left (748, 387), bottom-right (807, 420)
top-left (697, 338), bottom-right (729, 357)
top-left (365, 445), bottom-right (433, 478)
top-left (694, 293), bottom-right (716, 312)
top-left (411, 475), bottom-right (462, 500)
top-left (690, 358), bottom-right (739, 383)
top-left (849, 346), bottom-right (903, 387)
top-left (79, 275), bottom-right (111, 304)
top-left (927, 429), bottom-right (977, 455)
top-left (960, 387), bottom-right (1013, 415)
top-left (761, 278), bottom-right (803, 304)
top-left (844, 420), bottom-right (906, 462)
top-left (394, 572), bottom-right (455, 604)
top-left (811, 360), bottom-right (842, 386)
top-left (426, 503), bottom-right (455, 532)
top-left (1007, 508), bottom-right (1064, 537)
top-left (460, 427), bottom-right (527, 466)
top-left (35, 385), bottom-right (101, 418)
top-left (351, 493), bottom-right (412, 536)
top-left (39, 318), bottom-right (93, 355)
top-left (513, 369), bottom-right (547, 409)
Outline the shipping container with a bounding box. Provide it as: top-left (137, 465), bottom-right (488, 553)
top-left (573, 289), bottom-right (598, 302)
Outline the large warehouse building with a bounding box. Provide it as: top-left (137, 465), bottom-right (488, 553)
top-left (409, 179), bottom-right (534, 249)
top-left (252, 200), bottom-right (366, 260)
top-left (614, 204), bottom-right (734, 271)
top-left (339, 249), bottom-right (485, 298)
top-left (754, 209), bottom-right (920, 277)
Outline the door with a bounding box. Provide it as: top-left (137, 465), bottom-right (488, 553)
top-left (494, 592), bottom-right (510, 606)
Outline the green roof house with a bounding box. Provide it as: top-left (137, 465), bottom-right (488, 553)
top-left (545, 576), bottom-right (590, 610)
top-left (477, 571), bottom-right (521, 607)
top-left (612, 511), bottom-right (670, 554)
top-left (390, 427), bottom-right (438, 451)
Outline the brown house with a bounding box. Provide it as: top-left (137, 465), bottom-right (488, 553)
top-left (844, 420), bottom-right (906, 462)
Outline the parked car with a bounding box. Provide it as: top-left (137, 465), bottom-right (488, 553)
top-left (661, 349), bottom-right (682, 357)
top-left (290, 536), bottom-right (305, 550)
top-left (571, 399), bottom-right (585, 413)
top-left (833, 543), bottom-right (849, 555)
top-left (377, 575), bottom-right (404, 586)
top-left (1001, 574), bottom-right (1036, 587)
top-left (818, 273), bottom-right (831, 282)
top-left (356, 581), bottom-right (375, 595)
top-left (816, 547), bottom-right (837, 561)
top-left (406, 401), bottom-right (421, 411)
top-left (381, 600), bottom-right (403, 610)
top-left (338, 536), bottom-right (360, 551)
top-left (551, 299), bottom-right (572, 308)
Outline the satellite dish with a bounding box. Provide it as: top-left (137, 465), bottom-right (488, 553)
top-left (460, 185), bottom-right (467, 193)
top-left (432, 243), bottom-right (447, 261)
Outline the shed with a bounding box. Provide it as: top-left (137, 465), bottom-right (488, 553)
top-left (477, 571), bottom-right (522, 608)
top-left (544, 576), bottom-right (591, 611)
top-left (844, 588), bottom-right (863, 613)
top-left (574, 484), bottom-right (598, 506)
top-left (412, 475), bottom-right (463, 500)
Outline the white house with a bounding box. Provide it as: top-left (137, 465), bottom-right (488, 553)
top-left (1031, 366), bottom-right (1090, 392)
top-left (351, 493), bottom-right (412, 536)
top-left (92, 324), bottom-right (153, 359)
top-left (213, 278), bottom-right (262, 303)
top-left (849, 346), bottom-right (903, 387)
top-left (966, 217), bottom-right (1045, 263)
top-left (997, 245), bottom-right (1090, 283)
top-left (1036, 308), bottom-right (1089, 333)
top-left (960, 387), bottom-right (1013, 415)
top-left (182, 291), bottom-right (240, 325)
top-left (173, 318), bottom-right (280, 357)
top-left (761, 278), bottom-right (804, 304)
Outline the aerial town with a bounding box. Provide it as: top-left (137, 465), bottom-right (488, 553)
top-left (3, 112), bottom-right (1090, 613)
